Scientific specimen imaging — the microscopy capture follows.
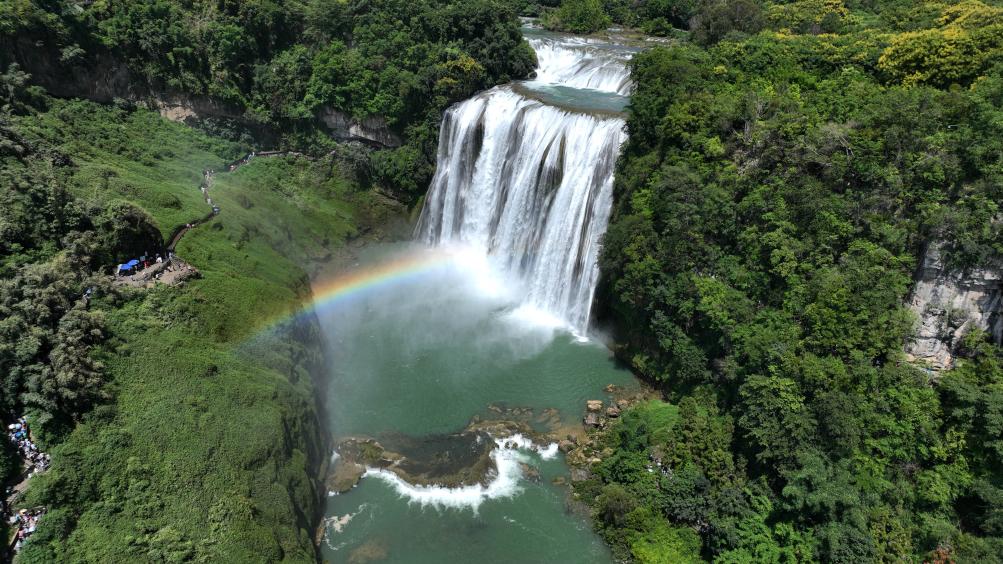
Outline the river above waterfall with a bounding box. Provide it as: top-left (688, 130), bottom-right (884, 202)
top-left (318, 25), bottom-right (638, 563)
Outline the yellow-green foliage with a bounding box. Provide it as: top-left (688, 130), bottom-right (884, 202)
top-left (767, 0), bottom-right (854, 35)
top-left (629, 516), bottom-right (702, 563)
top-left (878, 0), bottom-right (1003, 86)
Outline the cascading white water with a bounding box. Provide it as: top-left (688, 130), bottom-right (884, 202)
top-left (527, 37), bottom-right (634, 95)
top-left (416, 33), bottom-right (632, 334)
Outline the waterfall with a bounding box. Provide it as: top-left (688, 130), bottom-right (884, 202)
top-left (417, 33), bottom-right (631, 334)
top-left (527, 37), bottom-right (634, 95)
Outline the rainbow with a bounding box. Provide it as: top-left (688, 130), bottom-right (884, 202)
top-left (258, 250), bottom-right (457, 335)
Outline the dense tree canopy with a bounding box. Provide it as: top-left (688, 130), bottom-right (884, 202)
top-left (1, 0), bottom-right (536, 200)
top-left (585, 0), bottom-right (1003, 562)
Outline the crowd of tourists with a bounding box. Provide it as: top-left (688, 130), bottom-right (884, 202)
top-left (116, 252), bottom-right (168, 276)
top-left (201, 168), bottom-right (220, 216)
top-left (227, 150), bottom-right (255, 172)
top-left (6, 418), bottom-right (48, 475)
top-left (4, 417), bottom-right (48, 554)
top-left (8, 507), bottom-right (45, 553)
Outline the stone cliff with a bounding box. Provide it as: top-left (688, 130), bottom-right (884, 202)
top-left (8, 36), bottom-right (401, 149)
top-left (905, 242), bottom-right (1003, 370)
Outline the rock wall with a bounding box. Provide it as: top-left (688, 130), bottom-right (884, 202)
top-left (9, 37), bottom-right (137, 102)
top-left (8, 37), bottom-right (400, 148)
top-left (319, 108), bottom-right (402, 148)
top-left (905, 242), bottom-right (1003, 370)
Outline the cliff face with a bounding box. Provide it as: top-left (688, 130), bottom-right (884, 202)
top-left (10, 37), bottom-right (401, 149)
top-left (319, 108), bottom-right (402, 148)
top-left (905, 242), bottom-right (1003, 370)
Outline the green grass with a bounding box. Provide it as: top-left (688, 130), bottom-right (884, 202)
top-left (15, 100), bottom-right (400, 562)
top-left (626, 399), bottom-right (679, 446)
top-left (15, 99), bottom-right (245, 239)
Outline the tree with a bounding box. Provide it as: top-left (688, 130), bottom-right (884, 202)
top-left (544, 0), bottom-right (611, 34)
top-left (596, 483), bottom-right (638, 527)
top-left (689, 0), bottom-right (765, 46)
top-left (738, 376), bottom-right (817, 472)
top-left (878, 0), bottom-right (1003, 87)
top-left (24, 307), bottom-right (109, 423)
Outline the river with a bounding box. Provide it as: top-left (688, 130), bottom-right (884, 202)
top-left (318, 25), bottom-right (640, 563)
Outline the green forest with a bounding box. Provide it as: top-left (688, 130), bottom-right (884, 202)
top-left (577, 0), bottom-right (1003, 562)
top-left (2, 0), bottom-right (535, 198)
top-left (3, 0), bottom-right (1003, 562)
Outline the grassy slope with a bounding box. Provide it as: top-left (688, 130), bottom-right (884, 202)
top-left (17, 99), bottom-right (239, 239)
top-left (14, 100), bottom-right (399, 562)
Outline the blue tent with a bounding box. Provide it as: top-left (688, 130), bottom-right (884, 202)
top-left (126, 259), bottom-right (140, 268)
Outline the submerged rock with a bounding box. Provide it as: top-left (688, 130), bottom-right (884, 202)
top-left (520, 462), bottom-right (541, 482)
top-left (327, 460), bottom-right (366, 493)
top-left (348, 539), bottom-right (390, 564)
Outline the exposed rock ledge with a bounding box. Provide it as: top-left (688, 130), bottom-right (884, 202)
top-left (905, 242), bottom-right (1003, 370)
top-left (318, 108), bottom-right (402, 148)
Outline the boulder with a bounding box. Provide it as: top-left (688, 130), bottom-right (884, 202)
top-left (586, 400), bottom-right (603, 412)
top-left (558, 439), bottom-right (575, 453)
top-left (584, 412), bottom-right (601, 427)
top-left (606, 406), bottom-right (621, 418)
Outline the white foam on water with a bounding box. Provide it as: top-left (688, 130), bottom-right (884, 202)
top-left (537, 442), bottom-right (560, 460)
top-left (528, 37), bottom-right (634, 95)
top-left (321, 503), bottom-right (371, 550)
top-left (501, 433), bottom-right (560, 460)
top-left (363, 435), bottom-right (558, 512)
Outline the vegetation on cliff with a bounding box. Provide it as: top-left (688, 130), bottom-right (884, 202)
top-left (0, 90), bottom-right (405, 561)
top-left (1, 0), bottom-right (536, 200)
top-left (587, 1), bottom-right (1003, 562)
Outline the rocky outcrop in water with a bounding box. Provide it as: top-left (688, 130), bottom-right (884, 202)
top-left (905, 242), bottom-right (1003, 370)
